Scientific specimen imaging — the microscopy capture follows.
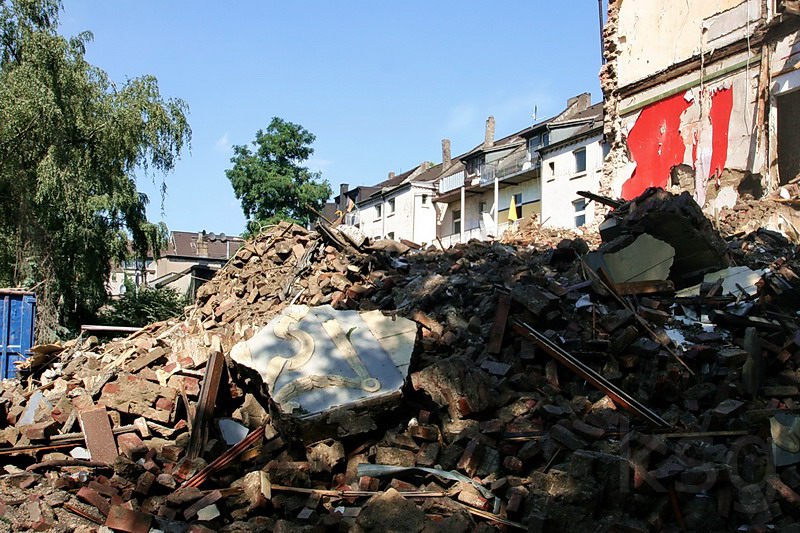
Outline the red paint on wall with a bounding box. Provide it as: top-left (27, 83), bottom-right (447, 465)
top-left (708, 87), bottom-right (734, 180)
top-left (622, 93), bottom-right (691, 199)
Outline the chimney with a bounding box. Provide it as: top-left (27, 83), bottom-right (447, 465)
top-left (388, 171), bottom-right (395, 180)
top-left (566, 93), bottom-right (591, 113)
top-left (484, 116), bottom-right (495, 148)
top-left (339, 183), bottom-right (349, 213)
top-left (442, 139), bottom-right (451, 168)
top-left (196, 231), bottom-right (208, 257)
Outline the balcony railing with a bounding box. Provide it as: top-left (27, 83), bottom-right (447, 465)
top-left (495, 151), bottom-right (538, 181)
top-left (344, 211), bottom-right (361, 226)
top-left (438, 170), bottom-right (465, 194)
top-left (479, 164), bottom-right (495, 187)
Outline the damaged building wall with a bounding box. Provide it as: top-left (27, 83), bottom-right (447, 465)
top-left (615, 0), bottom-right (762, 87)
top-left (601, 0), bottom-right (797, 213)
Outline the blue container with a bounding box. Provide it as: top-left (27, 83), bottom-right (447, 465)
top-left (0, 290), bottom-right (36, 380)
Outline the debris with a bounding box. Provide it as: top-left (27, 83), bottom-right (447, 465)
top-left (0, 197), bottom-right (799, 531)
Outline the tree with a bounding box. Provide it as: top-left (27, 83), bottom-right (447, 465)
top-left (226, 117), bottom-right (332, 232)
top-left (98, 281), bottom-right (189, 328)
top-left (0, 0), bottom-right (191, 339)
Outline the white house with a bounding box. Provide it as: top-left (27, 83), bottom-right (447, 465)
top-left (352, 164), bottom-right (441, 245)
top-left (538, 105), bottom-right (607, 229)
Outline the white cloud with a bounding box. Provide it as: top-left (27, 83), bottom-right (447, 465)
top-left (214, 133), bottom-right (231, 154)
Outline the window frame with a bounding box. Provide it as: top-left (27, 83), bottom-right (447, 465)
top-left (453, 209), bottom-right (462, 235)
top-left (387, 198), bottom-right (396, 216)
top-left (573, 148), bottom-right (587, 175)
top-left (573, 198), bottom-right (587, 227)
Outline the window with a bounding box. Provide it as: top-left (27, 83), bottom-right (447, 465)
top-left (513, 193), bottom-right (523, 220)
top-left (453, 209), bottom-right (461, 235)
top-left (421, 194), bottom-right (428, 205)
top-left (466, 157), bottom-right (484, 177)
top-left (542, 132), bottom-right (550, 147)
top-left (573, 199), bottom-right (587, 227)
top-left (387, 232), bottom-right (395, 240)
top-left (548, 161), bottom-right (555, 180)
top-left (479, 201), bottom-right (486, 215)
top-left (388, 198), bottom-right (396, 215)
top-left (574, 148), bottom-right (587, 174)
top-left (375, 204), bottom-right (382, 218)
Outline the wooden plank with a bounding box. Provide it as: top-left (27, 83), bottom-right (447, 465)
top-left (186, 347), bottom-right (225, 460)
top-left (487, 291), bottom-right (512, 354)
top-left (126, 347), bottom-right (166, 373)
top-left (78, 406), bottom-right (119, 464)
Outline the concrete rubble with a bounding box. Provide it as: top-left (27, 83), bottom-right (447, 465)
top-left (1, 188), bottom-right (800, 531)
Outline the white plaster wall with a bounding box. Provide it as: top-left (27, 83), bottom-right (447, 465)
top-left (357, 185), bottom-right (437, 243)
top-left (616, 0), bottom-right (760, 87)
top-left (540, 136), bottom-right (603, 228)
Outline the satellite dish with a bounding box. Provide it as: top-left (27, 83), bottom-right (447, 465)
top-left (218, 233), bottom-right (227, 242)
top-left (207, 232), bottom-right (217, 241)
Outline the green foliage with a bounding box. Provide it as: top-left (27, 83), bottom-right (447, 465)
top-left (226, 117), bottom-right (332, 231)
top-left (0, 0), bottom-right (191, 339)
top-left (98, 280), bottom-right (189, 327)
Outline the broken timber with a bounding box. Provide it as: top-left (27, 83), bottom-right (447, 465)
top-left (186, 346), bottom-right (225, 460)
top-left (511, 319), bottom-right (669, 427)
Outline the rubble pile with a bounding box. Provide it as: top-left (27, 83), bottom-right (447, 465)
top-left (502, 213), bottom-right (602, 250)
top-left (2, 189), bottom-right (800, 532)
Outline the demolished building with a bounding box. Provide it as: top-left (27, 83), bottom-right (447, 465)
top-left (1, 188), bottom-right (800, 531)
top-left (601, 0), bottom-right (800, 238)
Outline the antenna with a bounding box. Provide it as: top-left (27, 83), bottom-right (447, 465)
top-left (531, 105), bottom-right (538, 122)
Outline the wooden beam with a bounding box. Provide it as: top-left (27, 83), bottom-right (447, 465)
top-left (186, 345), bottom-right (225, 460)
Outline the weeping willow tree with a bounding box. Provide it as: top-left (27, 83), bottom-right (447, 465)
top-left (0, 0), bottom-right (191, 339)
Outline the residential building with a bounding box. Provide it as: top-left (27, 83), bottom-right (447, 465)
top-left (108, 231), bottom-right (245, 298)
top-left (601, 0), bottom-right (800, 235)
top-left (539, 101), bottom-right (606, 228)
top-left (435, 94), bottom-right (605, 247)
top-left (352, 164), bottom-right (440, 244)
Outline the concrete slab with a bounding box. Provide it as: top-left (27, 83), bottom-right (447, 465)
top-left (231, 305), bottom-right (414, 418)
top-left (603, 233), bottom-right (675, 283)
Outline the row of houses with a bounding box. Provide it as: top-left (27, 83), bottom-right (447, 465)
top-left (325, 93), bottom-right (606, 247)
top-left (335, 0), bottom-right (800, 249)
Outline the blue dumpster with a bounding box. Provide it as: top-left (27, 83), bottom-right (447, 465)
top-left (0, 290), bottom-right (36, 380)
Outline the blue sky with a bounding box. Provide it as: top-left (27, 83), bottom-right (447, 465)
top-left (60, 1), bottom-right (606, 236)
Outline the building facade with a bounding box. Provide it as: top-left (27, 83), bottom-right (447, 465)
top-left (602, 0), bottom-right (800, 235)
top-left (108, 231), bottom-right (244, 298)
top-left (434, 95), bottom-right (605, 247)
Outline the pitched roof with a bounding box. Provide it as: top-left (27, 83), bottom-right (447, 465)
top-left (165, 231), bottom-right (245, 260)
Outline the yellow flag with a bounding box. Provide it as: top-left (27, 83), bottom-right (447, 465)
top-left (507, 196), bottom-right (518, 222)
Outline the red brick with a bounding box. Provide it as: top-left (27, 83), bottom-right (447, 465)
top-left (77, 486), bottom-right (111, 516)
top-left (78, 407), bottom-right (118, 464)
top-left (105, 505), bottom-right (153, 533)
top-left (117, 433), bottom-right (147, 460)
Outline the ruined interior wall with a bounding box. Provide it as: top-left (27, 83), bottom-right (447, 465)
top-left (616, 0), bottom-right (761, 87)
top-left (611, 57), bottom-right (762, 208)
top-left (602, 0), bottom-right (770, 212)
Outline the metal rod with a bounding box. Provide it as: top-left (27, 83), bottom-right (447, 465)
top-left (512, 319), bottom-right (669, 427)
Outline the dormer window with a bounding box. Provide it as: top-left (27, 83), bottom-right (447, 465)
top-left (466, 156), bottom-right (484, 176)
